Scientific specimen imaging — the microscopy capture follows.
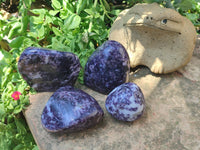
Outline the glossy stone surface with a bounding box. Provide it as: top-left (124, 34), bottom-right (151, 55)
top-left (41, 86), bottom-right (104, 132)
top-left (105, 82), bottom-right (145, 121)
top-left (18, 47), bottom-right (80, 92)
top-left (84, 40), bottom-right (130, 94)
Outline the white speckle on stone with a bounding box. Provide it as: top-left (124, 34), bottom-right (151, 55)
top-left (32, 83), bottom-right (39, 89)
top-left (105, 82), bottom-right (145, 122)
top-left (31, 72), bottom-right (42, 79)
top-left (44, 56), bottom-right (49, 64)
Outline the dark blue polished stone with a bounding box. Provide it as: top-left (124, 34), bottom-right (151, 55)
top-left (18, 47), bottom-right (80, 92)
top-left (84, 40), bottom-right (130, 94)
top-left (105, 82), bottom-right (145, 122)
top-left (41, 86), bottom-right (104, 132)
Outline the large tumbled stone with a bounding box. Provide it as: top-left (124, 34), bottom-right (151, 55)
top-left (18, 47), bottom-right (81, 92)
top-left (41, 86), bottom-right (104, 133)
top-left (105, 82), bottom-right (145, 122)
top-left (84, 40), bottom-right (130, 94)
top-left (109, 3), bottom-right (196, 74)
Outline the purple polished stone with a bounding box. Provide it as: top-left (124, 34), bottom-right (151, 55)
top-left (105, 82), bottom-right (145, 122)
top-left (18, 47), bottom-right (80, 92)
top-left (41, 86), bottom-right (104, 132)
top-left (84, 40), bottom-right (130, 94)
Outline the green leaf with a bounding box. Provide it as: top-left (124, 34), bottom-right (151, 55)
top-left (3, 66), bottom-right (12, 76)
top-left (0, 122), bottom-right (7, 132)
top-left (84, 9), bottom-right (94, 15)
top-left (63, 2), bottom-right (75, 14)
top-left (49, 10), bottom-right (59, 16)
top-left (30, 16), bottom-right (44, 24)
top-left (178, 0), bottom-right (196, 11)
top-left (37, 25), bottom-right (45, 38)
top-left (101, 0), bottom-right (110, 11)
top-left (52, 0), bottom-right (61, 10)
top-left (0, 104), bottom-right (5, 119)
top-left (21, 15), bottom-right (29, 34)
top-left (14, 117), bottom-right (27, 134)
top-left (109, 9), bottom-right (121, 16)
top-left (64, 14), bottom-right (81, 30)
top-left (13, 105), bottom-right (23, 114)
top-left (0, 49), bottom-right (12, 66)
top-left (27, 32), bottom-right (37, 39)
top-left (21, 37), bottom-right (35, 49)
top-left (9, 36), bottom-right (24, 48)
top-left (11, 72), bottom-right (21, 83)
top-left (8, 22), bottom-right (21, 39)
top-left (32, 146), bottom-right (39, 150)
top-left (44, 15), bottom-right (53, 24)
top-left (7, 114), bottom-right (14, 123)
top-left (52, 27), bottom-right (62, 36)
top-left (13, 144), bottom-right (24, 150)
top-left (29, 24), bottom-right (45, 39)
top-left (30, 9), bottom-right (46, 15)
top-left (23, 0), bottom-right (32, 8)
top-left (17, 81), bottom-right (28, 93)
top-left (50, 37), bottom-right (71, 52)
top-left (7, 103), bottom-right (14, 110)
top-left (184, 13), bottom-right (199, 22)
top-left (76, 0), bottom-right (87, 14)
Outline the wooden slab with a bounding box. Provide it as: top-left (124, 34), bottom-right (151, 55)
top-left (24, 37), bottom-right (200, 150)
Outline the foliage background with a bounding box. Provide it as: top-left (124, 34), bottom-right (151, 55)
top-left (0, 0), bottom-right (199, 149)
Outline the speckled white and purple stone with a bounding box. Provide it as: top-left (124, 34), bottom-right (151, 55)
top-left (105, 82), bottom-right (145, 122)
top-left (18, 47), bottom-right (81, 92)
top-left (84, 40), bottom-right (130, 94)
top-left (41, 86), bottom-right (104, 133)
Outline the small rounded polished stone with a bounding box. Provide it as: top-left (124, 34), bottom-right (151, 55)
top-left (41, 86), bottom-right (104, 133)
top-left (18, 47), bottom-right (81, 92)
top-left (84, 40), bottom-right (130, 94)
top-left (105, 82), bottom-right (145, 122)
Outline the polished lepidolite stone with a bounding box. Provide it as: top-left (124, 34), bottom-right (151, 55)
top-left (84, 40), bottom-right (130, 94)
top-left (105, 82), bottom-right (145, 122)
top-left (41, 86), bottom-right (104, 132)
top-left (18, 47), bottom-right (81, 92)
